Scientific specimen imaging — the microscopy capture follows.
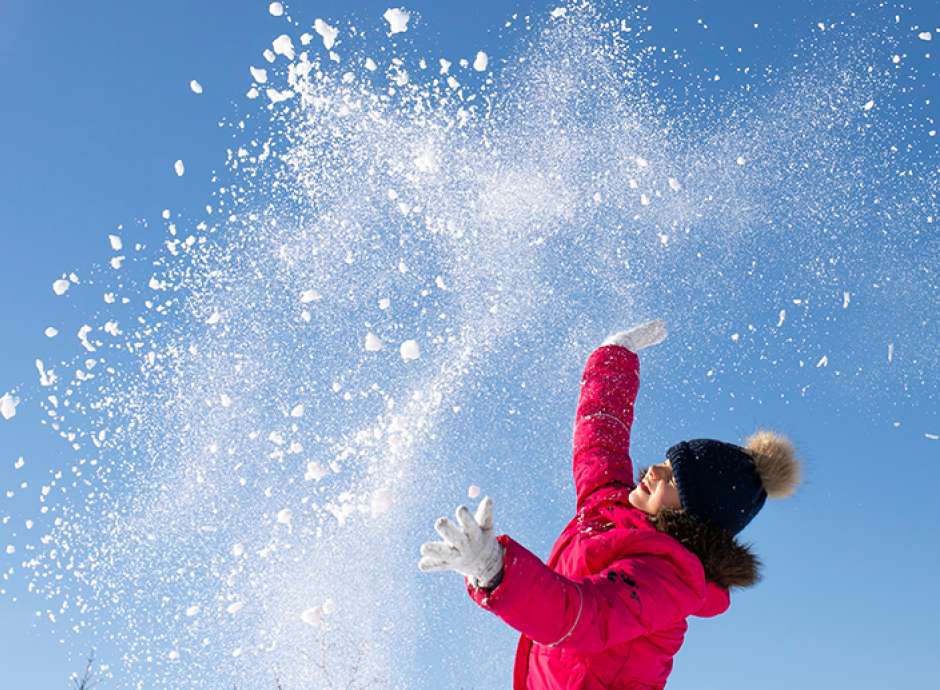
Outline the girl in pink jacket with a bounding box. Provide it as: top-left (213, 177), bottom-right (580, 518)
top-left (419, 321), bottom-right (801, 690)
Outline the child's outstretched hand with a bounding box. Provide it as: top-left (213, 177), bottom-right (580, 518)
top-left (602, 319), bottom-right (667, 352)
top-left (418, 496), bottom-right (504, 589)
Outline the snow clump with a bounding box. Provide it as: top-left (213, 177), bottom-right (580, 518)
top-left (383, 7), bottom-right (410, 34)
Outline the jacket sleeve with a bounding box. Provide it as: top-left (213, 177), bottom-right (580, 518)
top-left (572, 345), bottom-right (640, 507)
top-left (467, 535), bottom-right (699, 654)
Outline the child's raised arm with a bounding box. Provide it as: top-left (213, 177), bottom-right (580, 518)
top-left (573, 321), bottom-right (666, 508)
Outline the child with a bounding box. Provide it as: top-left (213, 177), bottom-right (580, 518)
top-left (418, 320), bottom-right (801, 690)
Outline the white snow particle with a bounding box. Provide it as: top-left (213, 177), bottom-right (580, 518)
top-left (232, 543), bottom-right (245, 557)
top-left (226, 602), bottom-right (244, 615)
top-left (1, 393), bottom-right (20, 420)
top-left (189, 79), bottom-right (203, 94)
top-left (365, 57), bottom-right (378, 71)
top-left (925, 433), bottom-right (939, 440)
top-left (473, 51), bottom-right (489, 71)
top-left (108, 234), bottom-right (123, 251)
top-left (842, 291), bottom-right (851, 309)
top-left (300, 289), bottom-right (321, 303)
top-left (816, 355), bottom-right (829, 368)
top-left (918, 31), bottom-right (932, 41)
top-left (364, 332), bottom-right (383, 351)
top-left (468, 484), bottom-right (481, 499)
top-left (314, 19), bottom-right (339, 50)
top-left (168, 650), bottom-right (179, 661)
top-left (399, 339), bottom-right (421, 361)
top-left (863, 99), bottom-right (875, 111)
top-left (300, 606), bottom-right (323, 626)
top-left (52, 279), bottom-right (70, 296)
top-left (14, 457), bottom-right (25, 469)
top-left (667, 177), bottom-right (681, 192)
top-left (290, 404), bottom-right (305, 418)
top-left (36, 359), bottom-right (55, 387)
top-left (304, 462), bottom-right (328, 482)
top-left (736, 156), bottom-right (746, 165)
top-left (887, 342), bottom-right (894, 363)
top-left (44, 327), bottom-right (58, 338)
top-left (272, 34), bottom-right (295, 60)
top-left (550, 7), bottom-right (567, 18)
top-left (185, 605), bottom-right (200, 616)
top-left (250, 66), bottom-right (268, 84)
top-left (378, 298), bottom-right (390, 310)
top-left (777, 309), bottom-right (786, 327)
top-left (635, 156), bottom-right (649, 168)
top-left (5, 545), bottom-right (14, 555)
top-left (206, 310), bottom-right (221, 325)
top-left (269, 2), bottom-right (284, 17)
top-left (370, 488), bottom-right (395, 517)
top-left (266, 88), bottom-right (294, 104)
top-left (383, 7), bottom-right (410, 34)
top-left (276, 508), bottom-right (293, 530)
top-left (174, 160), bottom-right (185, 177)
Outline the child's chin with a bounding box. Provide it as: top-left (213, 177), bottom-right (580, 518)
top-left (627, 487), bottom-right (645, 510)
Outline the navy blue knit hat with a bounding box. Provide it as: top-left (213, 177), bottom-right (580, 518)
top-left (667, 432), bottom-right (801, 536)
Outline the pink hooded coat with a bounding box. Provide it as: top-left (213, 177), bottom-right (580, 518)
top-left (466, 345), bottom-right (736, 690)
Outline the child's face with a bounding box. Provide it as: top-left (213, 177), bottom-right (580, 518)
top-left (628, 460), bottom-right (682, 515)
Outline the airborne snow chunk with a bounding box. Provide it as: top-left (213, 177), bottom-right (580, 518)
top-left (314, 19), bottom-right (339, 50)
top-left (473, 51), bottom-right (489, 71)
top-left (364, 332), bottom-right (383, 351)
top-left (400, 339), bottom-right (421, 361)
top-left (174, 159), bottom-right (185, 176)
top-left (370, 488), bottom-right (394, 517)
top-left (304, 462), bottom-right (328, 482)
top-left (383, 7), bottom-right (410, 34)
top-left (272, 34), bottom-right (295, 60)
top-left (918, 31), bottom-right (932, 41)
top-left (189, 79), bottom-right (203, 94)
top-left (52, 278), bottom-right (70, 296)
top-left (269, 2), bottom-right (284, 17)
top-left (250, 66), bottom-right (268, 83)
top-left (0, 392), bottom-right (18, 420)
top-left (468, 484), bottom-right (481, 498)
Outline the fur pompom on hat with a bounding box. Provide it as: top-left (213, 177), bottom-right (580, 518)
top-left (667, 431), bottom-right (801, 535)
top-left (745, 430), bottom-right (801, 498)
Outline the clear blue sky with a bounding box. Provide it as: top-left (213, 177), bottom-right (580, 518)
top-left (1, 1), bottom-right (938, 688)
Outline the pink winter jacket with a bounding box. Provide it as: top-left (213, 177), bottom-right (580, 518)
top-left (467, 345), bottom-right (746, 690)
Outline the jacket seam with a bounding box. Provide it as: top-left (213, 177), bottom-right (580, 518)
top-left (579, 411), bottom-right (630, 435)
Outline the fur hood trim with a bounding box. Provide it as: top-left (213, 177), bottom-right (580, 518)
top-left (649, 509), bottom-right (762, 589)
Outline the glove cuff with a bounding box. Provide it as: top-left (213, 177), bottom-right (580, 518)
top-left (471, 543), bottom-right (505, 589)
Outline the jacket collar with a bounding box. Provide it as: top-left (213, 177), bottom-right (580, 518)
top-left (648, 509), bottom-right (762, 589)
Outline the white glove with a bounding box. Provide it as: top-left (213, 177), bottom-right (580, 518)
top-left (418, 496), bottom-right (504, 589)
top-left (602, 319), bottom-right (667, 352)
